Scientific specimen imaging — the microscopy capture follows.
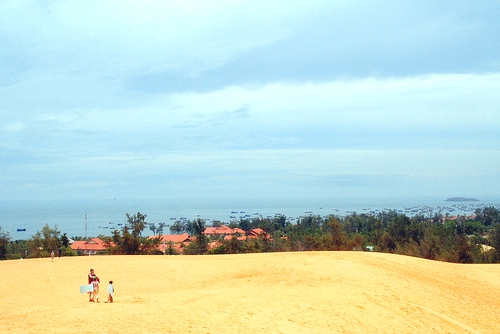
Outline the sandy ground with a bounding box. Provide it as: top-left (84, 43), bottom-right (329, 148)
top-left (1, 251), bottom-right (499, 334)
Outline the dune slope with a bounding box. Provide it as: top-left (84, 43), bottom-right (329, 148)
top-left (1, 251), bottom-right (499, 333)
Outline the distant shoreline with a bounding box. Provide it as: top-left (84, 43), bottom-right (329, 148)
top-left (4, 196), bottom-right (499, 240)
top-left (445, 197), bottom-right (479, 202)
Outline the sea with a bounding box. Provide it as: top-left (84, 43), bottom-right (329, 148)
top-left (2, 196), bottom-right (500, 240)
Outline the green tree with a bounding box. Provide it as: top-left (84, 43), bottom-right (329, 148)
top-left (241, 237), bottom-right (265, 253)
top-left (419, 224), bottom-right (440, 260)
top-left (148, 222), bottom-right (167, 236)
top-left (0, 227), bottom-right (10, 260)
top-left (271, 215), bottom-right (289, 233)
top-left (127, 212), bottom-right (147, 236)
top-left (185, 220), bottom-right (196, 236)
top-left (492, 224), bottom-right (500, 262)
top-left (475, 206), bottom-right (500, 226)
top-left (238, 218), bottom-right (251, 232)
top-left (7, 239), bottom-right (28, 259)
top-left (212, 236), bottom-right (241, 254)
top-left (26, 224), bottom-right (61, 257)
top-left (379, 232), bottom-right (396, 253)
top-left (170, 220), bottom-right (185, 234)
top-left (60, 233), bottom-right (70, 247)
top-left (112, 212), bottom-right (159, 254)
top-left (328, 217), bottom-right (348, 250)
top-left (149, 223), bottom-right (157, 236)
top-left (185, 218), bottom-right (208, 255)
top-left (156, 222), bottom-right (166, 235)
top-left (387, 215), bottom-right (410, 246)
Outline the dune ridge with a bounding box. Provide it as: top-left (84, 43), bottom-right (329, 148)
top-left (1, 252), bottom-right (499, 333)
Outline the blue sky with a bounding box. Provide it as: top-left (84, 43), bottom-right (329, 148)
top-left (1, 0), bottom-right (499, 203)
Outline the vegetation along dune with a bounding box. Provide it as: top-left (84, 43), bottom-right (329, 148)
top-left (1, 251), bottom-right (499, 333)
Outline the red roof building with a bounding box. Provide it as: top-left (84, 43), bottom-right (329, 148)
top-left (70, 238), bottom-right (112, 255)
top-left (149, 233), bottom-right (192, 254)
top-left (203, 225), bottom-right (234, 236)
top-left (204, 225), bottom-right (272, 241)
top-left (246, 228), bottom-right (272, 240)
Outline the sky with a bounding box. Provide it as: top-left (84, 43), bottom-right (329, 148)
top-left (1, 0), bottom-right (499, 204)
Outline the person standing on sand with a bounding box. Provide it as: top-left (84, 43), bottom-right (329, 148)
top-left (92, 276), bottom-right (100, 302)
top-left (88, 268), bottom-right (96, 284)
top-left (88, 268), bottom-right (96, 301)
top-left (50, 251), bottom-right (55, 262)
top-left (106, 280), bottom-right (114, 303)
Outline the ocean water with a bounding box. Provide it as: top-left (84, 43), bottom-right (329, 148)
top-left (1, 196), bottom-right (499, 240)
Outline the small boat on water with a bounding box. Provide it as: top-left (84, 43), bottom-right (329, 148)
top-left (16, 228), bottom-right (26, 232)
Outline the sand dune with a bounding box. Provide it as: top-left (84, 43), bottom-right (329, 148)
top-left (1, 252), bottom-right (499, 333)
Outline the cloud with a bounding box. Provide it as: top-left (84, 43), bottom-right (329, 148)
top-left (124, 1), bottom-right (500, 93)
top-left (0, 1), bottom-right (499, 202)
top-left (3, 1), bottom-right (499, 98)
top-left (2, 72), bottom-right (499, 162)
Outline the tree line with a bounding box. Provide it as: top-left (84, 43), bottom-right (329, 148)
top-left (1, 206), bottom-right (500, 263)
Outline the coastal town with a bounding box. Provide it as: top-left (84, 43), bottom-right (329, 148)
top-left (70, 225), bottom-right (272, 255)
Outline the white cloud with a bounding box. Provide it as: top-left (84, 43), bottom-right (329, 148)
top-left (0, 1), bottom-right (499, 202)
top-left (159, 74), bottom-right (500, 149)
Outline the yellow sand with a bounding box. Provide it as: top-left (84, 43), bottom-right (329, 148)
top-left (1, 251), bottom-right (499, 333)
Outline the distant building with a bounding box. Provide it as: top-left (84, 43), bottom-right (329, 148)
top-left (70, 238), bottom-right (113, 255)
top-left (203, 225), bottom-right (271, 240)
top-left (148, 233), bottom-right (192, 254)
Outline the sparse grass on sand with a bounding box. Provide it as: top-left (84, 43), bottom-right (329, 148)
top-left (1, 251), bottom-right (499, 333)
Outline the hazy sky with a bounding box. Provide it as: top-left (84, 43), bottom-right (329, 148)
top-left (1, 0), bottom-right (499, 203)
